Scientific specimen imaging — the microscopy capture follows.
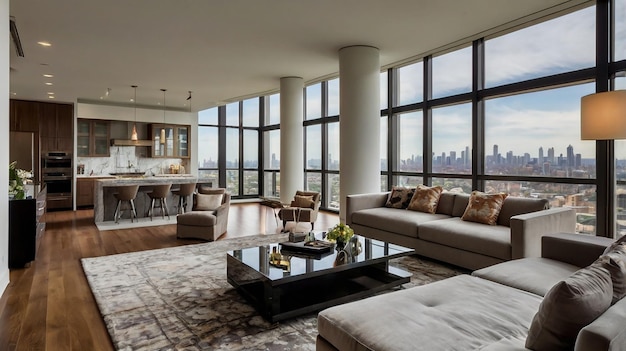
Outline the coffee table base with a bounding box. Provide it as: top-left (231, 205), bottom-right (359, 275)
top-left (227, 257), bottom-right (411, 323)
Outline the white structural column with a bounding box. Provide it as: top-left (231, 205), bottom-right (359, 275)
top-left (339, 46), bottom-right (380, 221)
top-left (279, 76), bottom-right (304, 204)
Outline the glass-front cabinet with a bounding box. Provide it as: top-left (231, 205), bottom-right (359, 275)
top-left (150, 124), bottom-right (190, 158)
top-left (77, 119), bottom-right (110, 157)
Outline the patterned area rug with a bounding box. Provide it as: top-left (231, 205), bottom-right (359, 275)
top-left (81, 234), bottom-right (466, 351)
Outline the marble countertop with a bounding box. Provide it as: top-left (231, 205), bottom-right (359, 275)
top-left (95, 175), bottom-right (204, 186)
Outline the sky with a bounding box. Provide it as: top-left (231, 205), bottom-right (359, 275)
top-left (197, 3), bottom-right (626, 167)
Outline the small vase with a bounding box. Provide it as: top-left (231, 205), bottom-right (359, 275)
top-left (335, 238), bottom-right (346, 251)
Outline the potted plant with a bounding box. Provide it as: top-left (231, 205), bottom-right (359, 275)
top-left (326, 223), bottom-right (355, 249)
top-left (9, 161), bottom-right (31, 200)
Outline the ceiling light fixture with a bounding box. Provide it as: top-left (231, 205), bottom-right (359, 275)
top-left (37, 41), bottom-right (51, 47)
top-left (131, 85), bottom-right (138, 141)
top-left (45, 82), bottom-right (52, 85)
top-left (187, 91), bottom-right (192, 112)
top-left (43, 74), bottom-right (53, 78)
top-left (160, 89), bottom-right (167, 144)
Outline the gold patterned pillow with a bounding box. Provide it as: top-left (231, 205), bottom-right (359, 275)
top-left (407, 185), bottom-right (443, 213)
top-left (385, 186), bottom-right (415, 209)
top-left (461, 191), bottom-right (508, 225)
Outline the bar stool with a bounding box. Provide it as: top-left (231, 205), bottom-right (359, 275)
top-left (114, 185), bottom-right (140, 223)
top-left (147, 183), bottom-right (172, 220)
top-left (171, 182), bottom-right (196, 214)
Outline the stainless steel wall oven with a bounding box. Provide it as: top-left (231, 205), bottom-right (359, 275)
top-left (42, 152), bottom-right (72, 209)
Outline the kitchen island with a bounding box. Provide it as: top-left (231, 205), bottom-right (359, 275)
top-left (94, 175), bottom-right (212, 228)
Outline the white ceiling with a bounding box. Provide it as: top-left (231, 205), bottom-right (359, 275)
top-left (9, 0), bottom-right (588, 112)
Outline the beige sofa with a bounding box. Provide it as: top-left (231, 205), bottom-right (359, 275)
top-left (346, 192), bottom-right (576, 270)
top-left (317, 233), bottom-right (626, 351)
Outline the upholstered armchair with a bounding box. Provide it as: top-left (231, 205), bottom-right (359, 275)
top-left (278, 190), bottom-right (321, 230)
top-left (176, 188), bottom-right (231, 241)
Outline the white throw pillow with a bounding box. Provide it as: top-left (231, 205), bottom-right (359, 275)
top-left (194, 193), bottom-right (223, 211)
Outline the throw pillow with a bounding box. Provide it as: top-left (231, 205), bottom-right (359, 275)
top-left (603, 234), bottom-right (626, 255)
top-left (407, 185), bottom-right (443, 214)
top-left (460, 191), bottom-right (508, 225)
top-left (385, 186), bottom-right (415, 209)
top-left (194, 193), bottom-right (223, 211)
top-left (595, 244), bottom-right (626, 304)
top-left (525, 264), bottom-right (612, 351)
top-left (293, 194), bottom-right (315, 208)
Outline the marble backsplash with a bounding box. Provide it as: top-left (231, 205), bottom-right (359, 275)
top-left (77, 145), bottom-right (188, 176)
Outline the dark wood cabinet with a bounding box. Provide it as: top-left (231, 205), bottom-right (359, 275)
top-left (40, 102), bottom-right (73, 153)
top-left (9, 187), bottom-right (46, 268)
top-left (10, 100), bottom-right (40, 132)
top-left (76, 178), bottom-right (95, 207)
top-left (149, 124), bottom-right (190, 158)
top-left (77, 119), bottom-right (110, 157)
top-left (10, 100), bottom-right (74, 154)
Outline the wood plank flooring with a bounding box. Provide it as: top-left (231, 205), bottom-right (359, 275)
top-left (0, 203), bottom-right (339, 351)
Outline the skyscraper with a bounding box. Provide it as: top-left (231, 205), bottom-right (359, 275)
top-left (567, 144), bottom-right (575, 168)
top-left (538, 147), bottom-right (544, 165)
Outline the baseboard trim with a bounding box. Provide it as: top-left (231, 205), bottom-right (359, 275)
top-left (0, 267), bottom-right (10, 298)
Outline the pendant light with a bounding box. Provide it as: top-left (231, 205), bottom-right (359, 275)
top-left (160, 89), bottom-right (166, 144)
top-left (131, 85), bottom-right (138, 141)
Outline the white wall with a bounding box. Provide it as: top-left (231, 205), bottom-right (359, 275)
top-left (0, 0), bottom-right (11, 295)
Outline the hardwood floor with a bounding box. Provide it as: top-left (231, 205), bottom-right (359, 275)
top-left (0, 203), bottom-right (339, 351)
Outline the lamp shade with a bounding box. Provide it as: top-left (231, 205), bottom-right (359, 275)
top-left (581, 90), bottom-right (626, 140)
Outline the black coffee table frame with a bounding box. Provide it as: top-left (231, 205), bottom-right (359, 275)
top-left (226, 237), bottom-right (413, 323)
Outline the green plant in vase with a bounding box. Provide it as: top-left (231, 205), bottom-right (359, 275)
top-left (326, 223), bottom-right (354, 249)
top-left (9, 161), bottom-right (31, 200)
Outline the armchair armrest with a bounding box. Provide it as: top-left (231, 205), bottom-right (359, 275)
top-left (345, 192), bottom-right (390, 225)
top-left (509, 207), bottom-right (576, 259)
top-left (542, 232), bottom-right (613, 267)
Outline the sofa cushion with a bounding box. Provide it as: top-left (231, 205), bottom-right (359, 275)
top-left (435, 192), bottom-right (456, 215)
top-left (318, 275), bottom-right (541, 351)
top-left (351, 207), bottom-right (449, 239)
top-left (526, 264), bottom-right (613, 351)
top-left (177, 211), bottom-right (217, 226)
top-left (419, 217), bottom-right (511, 260)
top-left (595, 243), bottom-right (626, 304)
top-left (497, 196), bottom-right (550, 227)
top-left (461, 191), bottom-right (508, 225)
top-left (407, 185), bottom-right (443, 214)
top-left (452, 193), bottom-right (470, 217)
top-left (385, 186), bottom-right (414, 209)
top-left (194, 193), bottom-right (223, 211)
top-left (473, 257), bottom-right (580, 297)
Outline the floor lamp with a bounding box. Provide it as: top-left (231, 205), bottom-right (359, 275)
top-left (581, 90), bottom-right (626, 237)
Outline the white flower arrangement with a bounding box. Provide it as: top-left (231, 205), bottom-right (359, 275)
top-left (9, 161), bottom-right (32, 200)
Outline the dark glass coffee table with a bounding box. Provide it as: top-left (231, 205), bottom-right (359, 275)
top-left (226, 235), bottom-right (414, 322)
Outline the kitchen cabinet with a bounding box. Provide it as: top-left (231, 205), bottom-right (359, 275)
top-left (149, 124), bottom-right (190, 158)
top-left (9, 186), bottom-right (46, 268)
top-left (39, 102), bottom-right (74, 153)
top-left (10, 100), bottom-right (40, 132)
top-left (77, 119), bottom-right (110, 157)
top-left (77, 178), bottom-right (95, 207)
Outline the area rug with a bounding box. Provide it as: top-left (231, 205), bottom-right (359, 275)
top-left (81, 234), bottom-right (466, 351)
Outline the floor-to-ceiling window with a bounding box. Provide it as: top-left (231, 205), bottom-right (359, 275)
top-left (263, 93), bottom-right (281, 197)
top-left (196, 1), bottom-right (625, 237)
top-left (304, 79), bottom-right (340, 210)
top-left (198, 107), bottom-right (219, 186)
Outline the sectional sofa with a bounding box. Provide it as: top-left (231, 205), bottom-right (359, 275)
top-left (317, 232), bottom-right (626, 351)
top-left (346, 191), bottom-right (576, 270)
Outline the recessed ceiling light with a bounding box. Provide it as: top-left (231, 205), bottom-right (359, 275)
top-left (10, 92), bottom-right (16, 95)
top-left (43, 74), bottom-right (53, 78)
top-left (47, 92), bottom-right (54, 95)
top-left (48, 95), bottom-right (55, 99)
top-left (37, 41), bottom-right (51, 47)
top-left (45, 82), bottom-right (53, 85)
